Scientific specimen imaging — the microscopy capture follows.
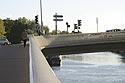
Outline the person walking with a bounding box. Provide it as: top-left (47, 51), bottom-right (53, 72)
top-left (21, 29), bottom-right (28, 47)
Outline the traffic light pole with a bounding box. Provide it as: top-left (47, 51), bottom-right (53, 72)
top-left (66, 22), bottom-right (70, 33)
top-left (67, 26), bottom-right (68, 33)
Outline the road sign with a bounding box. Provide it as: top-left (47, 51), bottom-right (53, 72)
top-left (36, 25), bottom-right (40, 30)
top-left (53, 19), bottom-right (63, 21)
top-left (53, 13), bottom-right (63, 34)
top-left (53, 15), bottom-right (63, 18)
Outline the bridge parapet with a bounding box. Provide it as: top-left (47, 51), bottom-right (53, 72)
top-left (35, 32), bottom-right (125, 48)
top-left (29, 35), bottom-right (60, 83)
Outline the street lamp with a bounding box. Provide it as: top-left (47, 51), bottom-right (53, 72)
top-left (40, 0), bottom-right (43, 33)
top-left (96, 17), bottom-right (98, 33)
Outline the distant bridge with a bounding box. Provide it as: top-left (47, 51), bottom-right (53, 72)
top-left (34, 32), bottom-right (125, 57)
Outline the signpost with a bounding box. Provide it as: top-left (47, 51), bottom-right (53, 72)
top-left (53, 15), bottom-right (63, 18)
top-left (53, 19), bottom-right (63, 21)
top-left (53, 13), bottom-right (63, 34)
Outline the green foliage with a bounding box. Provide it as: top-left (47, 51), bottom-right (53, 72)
top-left (42, 26), bottom-right (49, 34)
top-left (3, 18), bottom-right (26, 44)
top-left (50, 30), bottom-right (60, 35)
top-left (60, 31), bottom-right (68, 34)
top-left (3, 17), bottom-right (50, 44)
top-left (0, 19), bottom-right (6, 38)
top-left (50, 30), bottom-right (68, 35)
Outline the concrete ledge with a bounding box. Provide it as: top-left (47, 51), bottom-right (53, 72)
top-left (29, 35), bottom-right (60, 83)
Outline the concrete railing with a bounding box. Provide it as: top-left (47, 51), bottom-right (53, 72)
top-left (35, 32), bottom-right (125, 48)
top-left (29, 35), bottom-right (60, 83)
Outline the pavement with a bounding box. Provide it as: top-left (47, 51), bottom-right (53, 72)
top-left (0, 44), bottom-right (29, 83)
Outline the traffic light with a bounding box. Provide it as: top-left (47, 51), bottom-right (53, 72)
top-left (66, 22), bottom-right (68, 25)
top-left (78, 20), bottom-right (82, 26)
top-left (35, 15), bottom-right (38, 24)
top-left (74, 24), bottom-right (77, 29)
top-left (66, 22), bottom-right (70, 27)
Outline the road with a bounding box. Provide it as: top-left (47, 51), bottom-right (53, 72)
top-left (0, 44), bottom-right (29, 83)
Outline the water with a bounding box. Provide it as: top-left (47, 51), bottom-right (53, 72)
top-left (53, 52), bottom-right (125, 83)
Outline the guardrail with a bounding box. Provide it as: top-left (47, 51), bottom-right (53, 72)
top-left (29, 35), bottom-right (60, 83)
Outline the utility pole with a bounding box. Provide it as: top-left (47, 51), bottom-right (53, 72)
top-left (40, 0), bottom-right (43, 33)
top-left (96, 17), bottom-right (98, 33)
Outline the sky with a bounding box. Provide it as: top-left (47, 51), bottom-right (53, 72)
top-left (0, 0), bottom-right (125, 33)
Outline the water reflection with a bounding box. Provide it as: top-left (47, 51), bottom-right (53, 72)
top-left (116, 51), bottom-right (125, 63)
top-left (62, 52), bottom-right (124, 65)
top-left (54, 52), bottom-right (125, 83)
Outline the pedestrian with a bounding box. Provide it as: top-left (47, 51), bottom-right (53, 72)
top-left (21, 29), bottom-right (28, 47)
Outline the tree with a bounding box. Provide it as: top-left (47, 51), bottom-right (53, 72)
top-left (3, 17), bottom-right (50, 44)
top-left (60, 31), bottom-right (68, 34)
top-left (50, 30), bottom-right (69, 35)
top-left (3, 18), bottom-right (15, 41)
top-left (50, 30), bottom-right (61, 35)
top-left (42, 26), bottom-right (49, 34)
top-left (3, 17), bottom-right (36, 44)
top-left (0, 19), bottom-right (6, 38)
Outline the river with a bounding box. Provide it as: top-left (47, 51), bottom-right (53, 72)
top-left (53, 52), bottom-right (125, 83)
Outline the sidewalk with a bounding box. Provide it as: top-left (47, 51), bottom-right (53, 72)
top-left (0, 44), bottom-right (29, 83)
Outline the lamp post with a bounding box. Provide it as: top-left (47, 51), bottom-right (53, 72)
top-left (96, 17), bottom-right (98, 33)
top-left (40, 0), bottom-right (43, 33)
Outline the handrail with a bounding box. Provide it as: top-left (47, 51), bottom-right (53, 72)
top-left (29, 35), bottom-right (60, 83)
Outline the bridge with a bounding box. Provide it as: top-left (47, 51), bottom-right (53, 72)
top-left (0, 32), bottom-right (125, 83)
top-left (37, 32), bottom-right (125, 56)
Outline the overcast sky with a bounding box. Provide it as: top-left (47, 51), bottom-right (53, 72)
top-left (0, 0), bottom-right (125, 33)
